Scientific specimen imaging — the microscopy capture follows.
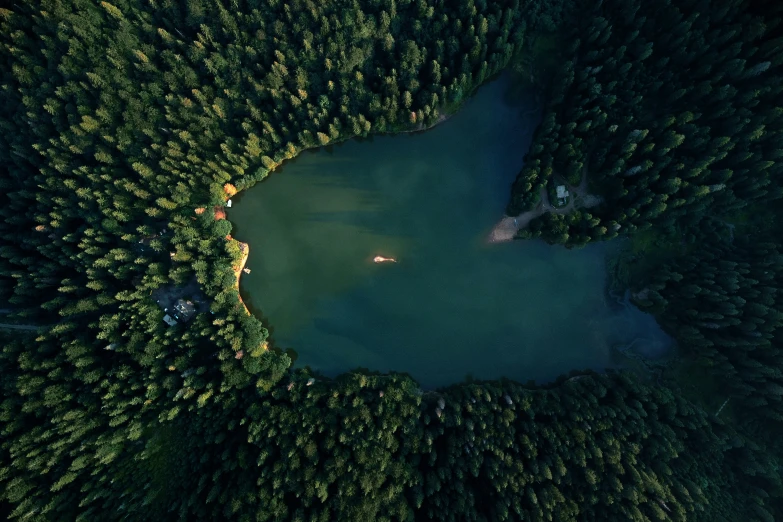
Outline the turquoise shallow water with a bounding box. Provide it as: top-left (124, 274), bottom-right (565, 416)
top-left (231, 75), bottom-right (671, 388)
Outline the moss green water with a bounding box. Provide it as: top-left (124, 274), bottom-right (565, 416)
top-left (231, 76), bottom-right (671, 388)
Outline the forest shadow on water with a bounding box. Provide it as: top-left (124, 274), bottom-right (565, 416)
top-left (231, 74), bottom-right (672, 388)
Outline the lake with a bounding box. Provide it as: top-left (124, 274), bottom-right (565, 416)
top-left (231, 75), bottom-right (671, 388)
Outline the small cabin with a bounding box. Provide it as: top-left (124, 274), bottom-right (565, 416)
top-left (163, 314), bottom-right (177, 327)
top-left (556, 185), bottom-right (569, 205)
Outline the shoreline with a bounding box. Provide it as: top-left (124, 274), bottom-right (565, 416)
top-left (391, 112), bottom-right (452, 135)
top-left (232, 240), bottom-right (250, 316)
top-left (231, 239), bottom-right (270, 352)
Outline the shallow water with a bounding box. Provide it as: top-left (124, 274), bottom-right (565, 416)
top-left (231, 75), bottom-right (671, 388)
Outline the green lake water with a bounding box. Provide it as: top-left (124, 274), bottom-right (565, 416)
top-left (231, 75), bottom-right (671, 388)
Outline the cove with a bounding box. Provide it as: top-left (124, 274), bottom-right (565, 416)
top-left (231, 75), bottom-right (671, 388)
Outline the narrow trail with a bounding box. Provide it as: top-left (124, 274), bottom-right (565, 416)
top-left (0, 308), bottom-right (44, 331)
top-left (0, 323), bottom-right (42, 331)
top-left (489, 161), bottom-right (602, 243)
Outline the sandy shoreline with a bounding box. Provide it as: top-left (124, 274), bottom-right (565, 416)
top-left (231, 240), bottom-right (270, 352)
top-left (233, 240), bottom-right (251, 316)
top-left (488, 208), bottom-right (545, 243)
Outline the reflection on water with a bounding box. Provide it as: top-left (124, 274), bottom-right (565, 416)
top-left (231, 75), bottom-right (672, 388)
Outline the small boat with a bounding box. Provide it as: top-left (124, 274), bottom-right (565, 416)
top-left (373, 255), bottom-right (397, 263)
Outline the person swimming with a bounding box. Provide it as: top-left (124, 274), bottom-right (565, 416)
top-left (373, 255), bottom-right (397, 263)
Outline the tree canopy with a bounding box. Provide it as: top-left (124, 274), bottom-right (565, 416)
top-left (1, 0), bottom-right (782, 520)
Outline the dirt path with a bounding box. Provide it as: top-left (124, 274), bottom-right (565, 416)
top-left (488, 164), bottom-right (602, 243)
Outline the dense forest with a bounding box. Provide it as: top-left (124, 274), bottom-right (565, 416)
top-left (510, 0), bottom-right (783, 245)
top-left (630, 235), bottom-right (783, 434)
top-left (1, 0), bottom-right (782, 520)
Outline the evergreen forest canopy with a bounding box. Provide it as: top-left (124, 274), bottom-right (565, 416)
top-left (0, 0), bottom-right (782, 520)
